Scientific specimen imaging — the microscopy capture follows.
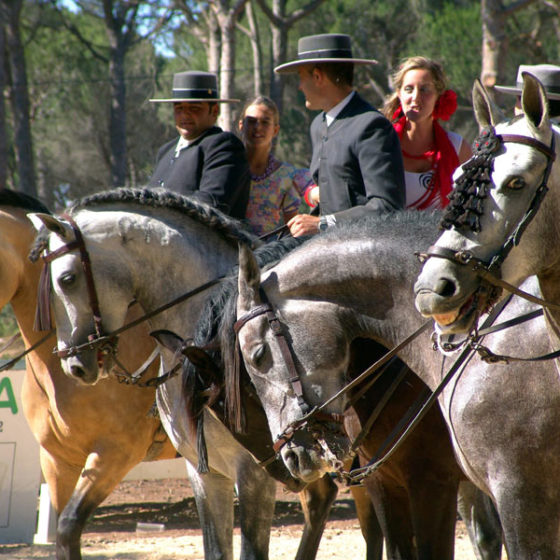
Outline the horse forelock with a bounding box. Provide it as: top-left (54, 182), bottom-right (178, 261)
top-left (69, 187), bottom-right (259, 249)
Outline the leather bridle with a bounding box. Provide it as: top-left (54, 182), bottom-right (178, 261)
top-left (37, 214), bottom-right (117, 365)
top-left (35, 214), bottom-right (223, 383)
top-left (417, 126), bottom-right (557, 314)
top-left (233, 288), bottom-right (346, 454)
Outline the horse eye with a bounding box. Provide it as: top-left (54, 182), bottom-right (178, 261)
top-left (58, 272), bottom-right (76, 287)
top-left (251, 344), bottom-right (267, 367)
top-left (505, 176), bottom-right (526, 190)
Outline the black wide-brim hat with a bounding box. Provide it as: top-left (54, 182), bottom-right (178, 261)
top-left (150, 71), bottom-right (239, 103)
top-left (274, 33), bottom-right (377, 74)
top-left (495, 64), bottom-right (560, 100)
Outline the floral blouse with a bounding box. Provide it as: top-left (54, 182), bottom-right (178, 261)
top-left (245, 161), bottom-right (313, 237)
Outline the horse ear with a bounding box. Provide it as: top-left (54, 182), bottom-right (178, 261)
top-left (520, 71), bottom-right (550, 131)
top-left (151, 329), bottom-right (184, 355)
top-left (27, 213), bottom-right (71, 239)
top-left (472, 78), bottom-right (504, 128)
top-left (238, 243), bottom-right (261, 312)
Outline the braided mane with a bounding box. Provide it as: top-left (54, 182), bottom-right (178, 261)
top-left (70, 187), bottom-right (259, 249)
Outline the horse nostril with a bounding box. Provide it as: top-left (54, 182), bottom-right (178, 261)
top-left (434, 277), bottom-right (456, 298)
top-left (283, 449), bottom-right (299, 469)
top-left (70, 366), bottom-right (86, 378)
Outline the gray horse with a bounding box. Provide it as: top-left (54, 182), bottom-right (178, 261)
top-left (234, 206), bottom-right (560, 558)
top-left (204, 211), bottom-right (502, 559)
top-left (414, 75), bottom-right (560, 557)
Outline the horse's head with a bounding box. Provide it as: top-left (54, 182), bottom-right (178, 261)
top-left (28, 211), bottom-right (133, 384)
top-left (415, 72), bottom-right (558, 334)
top-left (235, 245), bottom-right (352, 483)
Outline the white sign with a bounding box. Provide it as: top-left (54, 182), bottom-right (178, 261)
top-left (0, 369), bottom-right (41, 544)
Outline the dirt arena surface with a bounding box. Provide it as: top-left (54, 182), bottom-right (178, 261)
top-left (0, 478), bottom-right (505, 559)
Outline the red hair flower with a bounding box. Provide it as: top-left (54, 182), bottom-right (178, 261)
top-left (432, 89), bottom-right (457, 121)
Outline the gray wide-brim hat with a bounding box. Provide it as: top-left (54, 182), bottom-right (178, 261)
top-left (274, 33), bottom-right (377, 74)
top-left (150, 71), bottom-right (239, 103)
top-left (495, 64), bottom-right (560, 100)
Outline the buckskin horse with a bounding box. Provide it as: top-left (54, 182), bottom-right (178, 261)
top-left (0, 188), bottom-right (178, 560)
top-left (414, 74), bottom-right (560, 557)
top-left (29, 188), bottom-right (382, 560)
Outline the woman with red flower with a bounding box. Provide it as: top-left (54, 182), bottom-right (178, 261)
top-left (383, 56), bottom-right (472, 210)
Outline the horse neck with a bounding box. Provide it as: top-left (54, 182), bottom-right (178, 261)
top-left (536, 270), bottom-right (560, 348)
top-left (271, 233), bottom-right (442, 389)
top-left (90, 209), bottom-right (240, 335)
top-left (524, 146), bottom-right (560, 346)
top-left (0, 211), bottom-right (60, 374)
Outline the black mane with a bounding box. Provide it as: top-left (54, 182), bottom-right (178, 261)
top-left (71, 187), bottom-right (259, 249)
top-left (0, 188), bottom-right (50, 214)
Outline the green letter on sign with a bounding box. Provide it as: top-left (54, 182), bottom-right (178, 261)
top-left (0, 377), bottom-right (18, 414)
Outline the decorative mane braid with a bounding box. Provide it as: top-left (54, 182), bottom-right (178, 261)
top-left (70, 187), bottom-right (260, 249)
top-left (440, 126), bottom-right (502, 232)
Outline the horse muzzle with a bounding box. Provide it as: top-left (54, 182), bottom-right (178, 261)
top-left (61, 352), bottom-right (104, 385)
top-left (278, 422), bottom-right (351, 483)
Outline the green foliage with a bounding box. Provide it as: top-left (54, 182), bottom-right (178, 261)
top-left (0, 306), bottom-right (19, 339)
top-left (6, 0), bottom-right (560, 199)
top-left (21, 2), bottom-right (173, 204)
top-left (403, 1), bottom-right (481, 141)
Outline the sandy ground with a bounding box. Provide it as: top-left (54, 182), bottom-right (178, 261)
top-left (0, 478), bottom-right (507, 559)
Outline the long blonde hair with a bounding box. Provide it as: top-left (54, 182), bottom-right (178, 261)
top-left (383, 56), bottom-right (448, 121)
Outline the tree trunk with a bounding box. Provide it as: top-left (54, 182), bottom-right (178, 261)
top-left (255, 0), bottom-right (325, 114)
top-left (245, 1), bottom-right (263, 96)
top-left (481, 0), bottom-right (537, 100)
top-left (212, 0), bottom-right (249, 131)
top-left (207, 10), bottom-right (221, 75)
top-left (218, 18), bottom-right (236, 130)
top-left (0, 21), bottom-right (7, 189)
top-left (108, 40), bottom-right (128, 187)
top-left (270, 21), bottom-right (287, 114)
top-left (3, 0), bottom-right (36, 196)
top-left (480, 0), bottom-right (508, 95)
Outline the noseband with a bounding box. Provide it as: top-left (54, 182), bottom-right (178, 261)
top-left (418, 125), bottom-right (556, 299)
top-left (234, 289), bottom-right (345, 454)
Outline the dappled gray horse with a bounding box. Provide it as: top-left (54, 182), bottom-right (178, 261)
top-left (414, 75), bottom-right (560, 557)
top-left (29, 188), bottom-right (370, 560)
top-left (228, 212), bottom-right (504, 560)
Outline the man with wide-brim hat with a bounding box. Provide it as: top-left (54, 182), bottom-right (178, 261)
top-left (495, 64), bottom-right (560, 120)
top-left (278, 33), bottom-right (405, 237)
top-left (148, 71), bottom-right (250, 220)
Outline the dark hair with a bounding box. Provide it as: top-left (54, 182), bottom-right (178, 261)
top-left (315, 62), bottom-right (354, 87)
